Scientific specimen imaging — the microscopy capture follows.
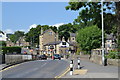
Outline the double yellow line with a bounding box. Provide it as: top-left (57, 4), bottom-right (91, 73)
top-left (0, 64), bottom-right (20, 72)
top-left (55, 54), bottom-right (76, 78)
top-left (55, 67), bottom-right (70, 78)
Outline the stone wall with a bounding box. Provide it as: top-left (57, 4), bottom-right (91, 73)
top-left (90, 54), bottom-right (102, 65)
top-left (0, 54), bottom-right (2, 64)
top-left (90, 54), bottom-right (119, 66)
top-left (5, 54), bottom-right (32, 64)
top-left (107, 59), bottom-right (120, 66)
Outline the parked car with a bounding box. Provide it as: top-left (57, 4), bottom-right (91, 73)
top-left (39, 54), bottom-right (47, 60)
top-left (53, 54), bottom-right (61, 60)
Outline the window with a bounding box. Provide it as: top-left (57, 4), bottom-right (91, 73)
top-left (72, 38), bottom-right (75, 40)
top-left (107, 44), bottom-right (111, 47)
top-left (49, 32), bottom-right (52, 35)
top-left (62, 42), bottom-right (66, 45)
top-left (0, 35), bottom-right (2, 37)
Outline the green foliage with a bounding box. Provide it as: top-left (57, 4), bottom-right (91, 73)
top-left (76, 25), bottom-right (102, 53)
top-left (0, 41), bottom-right (6, 47)
top-left (66, 2), bottom-right (117, 34)
top-left (10, 31), bottom-right (24, 43)
top-left (106, 50), bottom-right (120, 59)
top-left (49, 26), bottom-right (57, 33)
top-left (1, 47), bottom-right (21, 54)
top-left (76, 48), bottom-right (80, 55)
top-left (58, 23), bottom-right (78, 41)
top-left (10, 34), bottom-right (16, 43)
top-left (25, 25), bottom-right (58, 46)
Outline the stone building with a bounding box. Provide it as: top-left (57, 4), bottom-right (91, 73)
top-left (15, 36), bottom-right (30, 47)
top-left (6, 40), bottom-right (15, 47)
top-left (39, 29), bottom-right (58, 54)
top-left (105, 33), bottom-right (117, 53)
top-left (39, 29), bottom-right (77, 56)
top-left (68, 33), bottom-right (78, 53)
top-left (44, 37), bottom-right (74, 56)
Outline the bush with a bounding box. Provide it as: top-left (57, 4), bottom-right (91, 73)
top-left (1, 47), bottom-right (21, 54)
top-left (106, 50), bottom-right (120, 59)
top-left (0, 41), bottom-right (6, 47)
top-left (76, 48), bottom-right (80, 55)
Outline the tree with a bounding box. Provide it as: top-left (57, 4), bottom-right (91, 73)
top-left (76, 25), bottom-right (102, 54)
top-left (49, 26), bottom-right (58, 33)
top-left (0, 41), bottom-right (6, 47)
top-left (115, 2), bottom-right (120, 51)
top-left (66, 1), bottom-right (116, 34)
top-left (10, 34), bottom-right (16, 43)
top-left (25, 25), bottom-right (57, 46)
top-left (25, 25), bottom-right (42, 46)
top-left (58, 23), bottom-right (78, 41)
top-left (10, 31), bottom-right (24, 43)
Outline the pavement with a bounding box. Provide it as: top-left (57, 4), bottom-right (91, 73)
top-left (1, 59), bottom-right (69, 78)
top-left (62, 58), bottom-right (118, 78)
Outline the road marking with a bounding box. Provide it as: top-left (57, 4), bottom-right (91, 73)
top-left (0, 64), bottom-right (21, 72)
top-left (55, 67), bottom-right (70, 78)
top-left (41, 63), bottom-right (47, 67)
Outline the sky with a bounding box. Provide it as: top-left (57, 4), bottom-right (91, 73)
top-left (2, 2), bottom-right (80, 34)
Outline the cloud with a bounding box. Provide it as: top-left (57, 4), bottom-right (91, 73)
top-left (4, 29), bottom-right (13, 34)
top-left (29, 24), bottom-right (37, 29)
top-left (28, 24), bottom-right (37, 31)
top-left (19, 29), bottom-right (26, 32)
top-left (52, 23), bottom-right (64, 29)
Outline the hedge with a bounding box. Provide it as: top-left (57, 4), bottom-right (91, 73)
top-left (1, 47), bottom-right (21, 54)
top-left (106, 50), bottom-right (120, 59)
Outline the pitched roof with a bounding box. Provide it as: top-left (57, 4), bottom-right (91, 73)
top-left (44, 41), bottom-right (62, 46)
top-left (70, 33), bottom-right (76, 37)
top-left (41, 29), bottom-right (55, 35)
top-left (44, 41), bottom-right (74, 46)
top-left (106, 33), bottom-right (115, 40)
top-left (0, 31), bottom-right (4, 35)
top-left (68, 42), bottom-right (76, 46)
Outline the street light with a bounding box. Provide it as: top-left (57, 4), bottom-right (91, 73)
top-left (101, 0), bottom-right (105, 66)
top-left (55, 34), bottom-right (56, 54)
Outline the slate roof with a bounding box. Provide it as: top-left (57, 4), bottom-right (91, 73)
top-left (106, 33), bottom-right (115, 40)
top-left (70, 33), bottom-right (76, 37)
top-left (40, 29), bottom-right (55, 35)
top-left (68, 42), bottom-right (76, 46)
top-left (44, 41), bottom-right (74, 46)
top-left (44, 41), bottom-right (62, 46)
top-left (0, 31), bottom-right (4, 35)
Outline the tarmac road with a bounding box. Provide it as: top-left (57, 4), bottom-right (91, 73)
top-left (2, 59), bottom-right (69, 78)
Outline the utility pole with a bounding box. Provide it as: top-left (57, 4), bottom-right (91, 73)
top-left (101, 0), bottom-right (105, 66)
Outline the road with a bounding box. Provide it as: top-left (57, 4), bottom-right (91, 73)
top-left (2, 59), bottom-right (69, 78)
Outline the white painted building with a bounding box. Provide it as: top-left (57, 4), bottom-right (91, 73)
top-left (0, 31), bottom-right (7, 41)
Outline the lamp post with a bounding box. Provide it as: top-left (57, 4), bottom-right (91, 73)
top-left (55, 35), bottom-right (56, 54)
top-left (101, 0), bottom-right (105, 66)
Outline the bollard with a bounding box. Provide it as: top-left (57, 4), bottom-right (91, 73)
top-left (70, 60), bottom-right (73, 75)
top-left (77, 57), bottom-right (81, 69)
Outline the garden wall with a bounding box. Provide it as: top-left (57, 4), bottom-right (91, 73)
top-left (5, 54), bottom-right (32, 64)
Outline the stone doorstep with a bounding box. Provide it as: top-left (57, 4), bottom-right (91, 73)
top-left (73, 69), bottom-right (88, 75)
